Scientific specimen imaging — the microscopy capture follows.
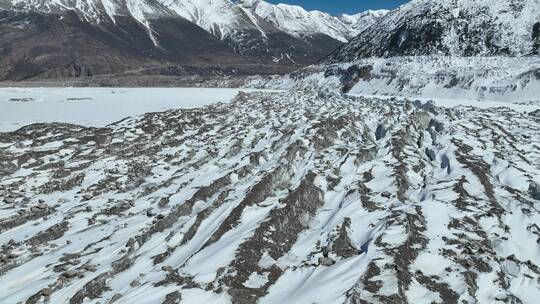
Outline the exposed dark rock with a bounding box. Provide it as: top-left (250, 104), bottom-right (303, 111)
top-left (375, 124), bottom-right (387, 140)
top-left (533, 22), bottom-right (540, 54)
top-left (429, 128), bottom-right (438, 145)
top-left (340, 65), bottom-right (373, 93)
top-left (162, 291), bottom-right (182, 304)
top-left (26, 221), bottom-right (69, 246)
top-left (425, 148), bottom-right (436, 162)
top-left (441, 154), bottom-right (451, 174)
top-left (415, 271), bottom-right (459, 304)
top-left (332, 218), bottom-right (359, 258)
top-left (429, 119), bottom-right (444, 133)
top-left (530, 183), bottom-right (540, 200)
top-left (69, 273), bottom-right (110, 304)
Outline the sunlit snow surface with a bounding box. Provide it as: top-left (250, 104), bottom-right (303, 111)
top-left (0, 91), bottom-right (539, 304)
top-left (0, 87), bottom-right (275, 132)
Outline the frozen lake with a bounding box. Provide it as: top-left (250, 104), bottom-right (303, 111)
top-left (0, 87), bottom-right (274, 132)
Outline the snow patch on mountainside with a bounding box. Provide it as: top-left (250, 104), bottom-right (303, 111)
top-left (244, 0), bottom-right (378, 42)
top-left (10, 0), bottom-right (171, 25)
top-left (159, 0), bottom-right (243, 39)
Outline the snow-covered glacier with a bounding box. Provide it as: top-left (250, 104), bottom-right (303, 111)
top-left (1, 91), bottom-right (539, 303)
top-left (1, 0), bottom-right (540, 303)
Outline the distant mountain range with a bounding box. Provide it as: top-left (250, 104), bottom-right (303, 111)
top-left (3, 0), bottom-right (538, 83)
top-left (0, 0), bottom-right (388, 80)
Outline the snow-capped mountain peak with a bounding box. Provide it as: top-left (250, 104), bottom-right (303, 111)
top-left (157, 0), bottom-right (377, 42)
top-left (6, 0), bottom-right (388, 42)
top-left (243, 0), bottom-right (352, 42)
top-left (337, 9), bottom-right (390, 36)
top-left (2, 0), bottom-right (392, 70)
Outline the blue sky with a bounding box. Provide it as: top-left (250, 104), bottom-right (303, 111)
top-left (267, 0), bottom-right (409, 14)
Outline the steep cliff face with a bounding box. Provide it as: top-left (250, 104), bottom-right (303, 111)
top-left (0, 0), bottom-right (386, 80)
top-left (327, 0), bottom-right (540, 62)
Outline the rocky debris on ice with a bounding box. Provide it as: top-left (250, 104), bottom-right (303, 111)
top-left (0, 91), bottom-right (539, 303)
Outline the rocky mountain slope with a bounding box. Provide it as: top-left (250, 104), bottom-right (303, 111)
top-left (259, 0), bottom-right (540, 102)
top-left (327, 0), bottom-right (540, 62)
top-left (1, 91), bottom-right (539, 303)
top-left (0, 0), bottom-right (387, 81)
top-left (0, 6), bottom-right (248, 81)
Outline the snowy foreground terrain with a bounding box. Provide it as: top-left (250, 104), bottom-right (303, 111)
top-left (0, 88), bottom-right (274, 132)
top-left (1, 90), bottom-right (539, 303)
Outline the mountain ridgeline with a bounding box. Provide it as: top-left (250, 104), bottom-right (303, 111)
top-left (1, 0), bottom-right (539, 82)
top-left (327, 0), bottom-right (540, 62)
top-left (0, 0), bottom-right (387, 81)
